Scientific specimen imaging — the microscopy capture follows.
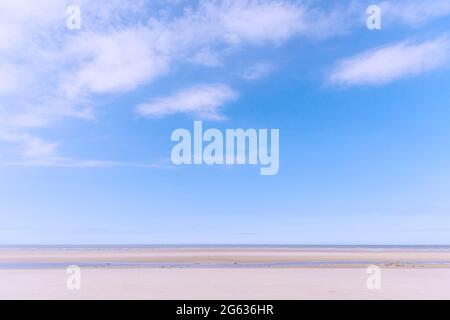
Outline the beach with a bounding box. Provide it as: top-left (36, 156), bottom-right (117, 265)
top-left (1, 246), bottom-right (450, 299)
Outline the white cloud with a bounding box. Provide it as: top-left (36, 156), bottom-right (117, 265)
top-left (381, 0), bottom-right (450, 26)
top-left (0, 0), bottom-right (155, 162)
top-left (63, 28), bottom-right (170, 95)
top-left (0, 131), bottom-right (59, 159)
top-left (2, 0), bottom-right (449, 166)
top-left (240, 62), bottom-right (274, 80)
top-left (0, 0), bottom-right (352, 164)
top-left (329, 37), bottom-right (450, 86)
top-left (216, 0), bottom-right (307, 44)
top-left (137, 84), bottom-right (238, 120)
top-left (152, 0), bottom-right (309, 50)
top-left (20, 137), bottom-right (60, 159)
top-left (0, 0), bottom-right (320, 127)
top-left (191, 48), bottom-right (223, 67)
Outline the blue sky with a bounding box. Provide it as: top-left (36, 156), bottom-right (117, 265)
top-left (1, 0), bottom-right (450, 244)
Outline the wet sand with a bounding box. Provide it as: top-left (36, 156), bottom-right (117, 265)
top-left (2, 247), bottom-right (450, 267)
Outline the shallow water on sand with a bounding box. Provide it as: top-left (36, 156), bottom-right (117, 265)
top-left (2, 260), bottom-right (450, 270)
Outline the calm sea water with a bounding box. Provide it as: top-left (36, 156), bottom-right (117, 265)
top-left (2, 244), bottom-right (450, 250)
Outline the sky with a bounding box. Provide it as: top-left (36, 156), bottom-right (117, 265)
top-left (1, 0), bottom-right (450, 245)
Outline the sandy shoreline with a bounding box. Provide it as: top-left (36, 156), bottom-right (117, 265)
top-left (1, 247), bottom-right (450, 299)
top-left (2, 247), bottom-right (450, 267)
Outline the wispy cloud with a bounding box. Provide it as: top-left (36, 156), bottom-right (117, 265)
top-left (381, 0), bottom-right (450, 26)
top-left (0, 131), bottom-right (59, 159)
top-left (137, 84), bottom-right (238, 120)
top-left (0, 157), bottom-right (88, 168)
top-left (211, 0), bottom-right (307, 44)
top-left (240, 62), bottom-right (275, 80)
top-left (0, 158), bottom-right (166, 168)
top-left (329, 37), bottom-right (450, 86)
top-left (63, 28), bottom-right (170, 95)
top-left (0, 0), bottom-right (358, 164)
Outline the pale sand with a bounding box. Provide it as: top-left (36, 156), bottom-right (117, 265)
top-left (1, 248), bottom-right (450, 299)
top-left (1, 268), bottom-right (450, 300)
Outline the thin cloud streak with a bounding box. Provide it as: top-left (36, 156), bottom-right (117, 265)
top-left (0, 158), bottom-right (174, 169)
top-left (329, 36), bottom-right (450, 86)
top-left (136, 84), bottom-right (238, 120)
